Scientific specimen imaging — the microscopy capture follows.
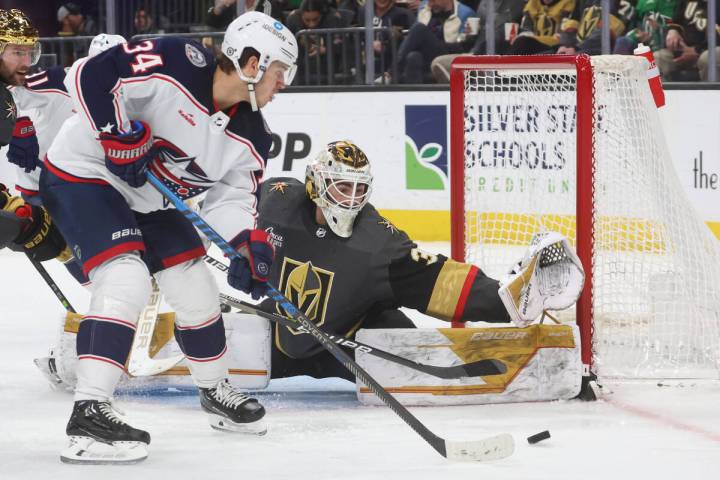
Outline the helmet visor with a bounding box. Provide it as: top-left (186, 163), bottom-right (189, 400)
top-left (2, 41), bottom-right (41, 66)
top-left (285, 63), bottom-right (297, 86)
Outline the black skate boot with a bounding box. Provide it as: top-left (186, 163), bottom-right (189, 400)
top-left (60, 400), bottom-right (151, 464)
top-left (199, 379), bottom-right (267, 435)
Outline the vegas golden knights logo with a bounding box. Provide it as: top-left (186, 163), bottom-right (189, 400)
top-left (276, 258), bottom-right (334, 334)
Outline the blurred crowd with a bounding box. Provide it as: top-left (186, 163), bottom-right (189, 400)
top-left (27, 0), bottom-right (720, 83)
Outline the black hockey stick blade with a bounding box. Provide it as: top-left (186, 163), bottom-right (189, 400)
top-left (220, 293), bottom-right (507, 378)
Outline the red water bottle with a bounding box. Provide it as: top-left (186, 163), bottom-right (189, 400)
top-left (634, 43), bottom-right (665, 108)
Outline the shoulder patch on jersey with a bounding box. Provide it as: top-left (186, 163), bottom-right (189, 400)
top-left (185, 43), bottom-right (207, 67)
top-left (269, 181), bottom-right (289, 194)
top-left (378, 218), bottom-right (398, 234)
top-left (5, 99), bottom-right (16, 121)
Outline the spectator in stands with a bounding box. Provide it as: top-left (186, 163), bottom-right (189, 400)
top-left (287, 0), bottom-right (349, 84)
top-left (394, 0), bottom-right (476, 83)
top-left (431, 0), bottom-right (525, 82)
top-left (133, 6), bottom-right (168, 35)
top-left (360, 0), bottom-right (415, 81)
top-left (340, 0), bottom-right (418, 25)
top-left (555, 0), bottom-right (634, 56)
top-left (654, 0), bottom-right (719, 81)
top-left (613, 0), bottom-right (676, 55)
top-left (506, 0), bottom-right (575, 55)
top-left (56, 2), bottom-right (97, 37)
top-left (206, 0), bottom-right (286, 30)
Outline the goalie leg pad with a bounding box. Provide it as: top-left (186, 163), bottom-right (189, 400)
top-left (498, 232), bottom-right (584, 327)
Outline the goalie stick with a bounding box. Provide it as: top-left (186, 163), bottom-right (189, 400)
top-left (147, 171), bottom-right (515, 462)
top-left (216, 288), bottom-right (507, 379)
top-left (127, 278), bottom-right (184, 376)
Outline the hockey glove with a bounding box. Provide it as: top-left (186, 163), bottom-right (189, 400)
top-left (227, 229), bottom-right (275, 300)
top-left (498, 231), bottom-right (585, 327)
top-left (7, 116), bottom-right (41, 173)
top-left (99, 120), bottom-right (155, 188)
top-left (1, 187), bottom-right (68, 261)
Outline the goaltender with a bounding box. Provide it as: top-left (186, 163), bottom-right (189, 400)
top-left (252, 140), bottom-right (585, 381)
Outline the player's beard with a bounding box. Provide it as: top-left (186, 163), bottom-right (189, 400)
top-left (0, 62), bottom-right (28, 86)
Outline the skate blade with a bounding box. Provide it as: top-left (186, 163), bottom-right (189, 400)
top-left (208, 413), bottom-right (267, 435)
top-left (60, 436), bottom-right (149, 465)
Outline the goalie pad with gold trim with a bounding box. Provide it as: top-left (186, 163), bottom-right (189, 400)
top-left (498, 231), bottom-right (584, 327)
top-left (356, 324), bottom-right (582, 406)
top-left (46, 312), bottom-right (271, 391)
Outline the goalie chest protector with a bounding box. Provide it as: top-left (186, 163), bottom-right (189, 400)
top-left (257, 178), bottom-right (415, 359)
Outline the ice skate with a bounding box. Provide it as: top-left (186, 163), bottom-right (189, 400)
top-left (60, 400), bottom-right (150, 465)
top-left (199, 379), bottom-right (267, 435)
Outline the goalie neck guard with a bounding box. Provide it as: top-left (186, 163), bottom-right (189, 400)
top-left (305, 141), bottom-right (373, 238)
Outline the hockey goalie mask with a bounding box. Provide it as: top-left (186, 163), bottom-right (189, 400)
top-left (222, 12), bottom-right (298, 110)
top-left (306, 141), bottom-right (373, 238)
top-left (0, 9), bottom-right (41, 66)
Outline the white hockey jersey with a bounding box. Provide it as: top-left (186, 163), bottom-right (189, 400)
top-left (46, 37), bottom-right (273, 240)
top-left (8, 67), bottom-right (75, 197)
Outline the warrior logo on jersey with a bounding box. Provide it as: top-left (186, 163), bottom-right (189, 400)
top-left (148, 138), bottom-right (214, 204)
top-left (276, 258), bottom-right (334, 334)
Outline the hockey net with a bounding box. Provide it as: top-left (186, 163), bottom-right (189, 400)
top-left (450, 55), bottom-right (720, 379)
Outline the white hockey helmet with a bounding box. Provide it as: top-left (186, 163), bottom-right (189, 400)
top-left (221, 11), bottom-right (298, 87)
top-left (305, 141), bottom-right (374, 238)
top-left (88, 33), bottom-right (126, 57)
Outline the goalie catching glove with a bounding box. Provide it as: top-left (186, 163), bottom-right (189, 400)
top-left (498, 231), bottom-right (584, 327)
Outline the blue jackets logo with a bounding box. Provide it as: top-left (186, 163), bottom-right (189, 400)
top-left (404, 105), bottom-right (447, 190)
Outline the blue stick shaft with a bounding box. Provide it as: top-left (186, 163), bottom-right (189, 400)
top-left (145, 172), bottom-right (305, 319)
top-left (145, 170), bottom-right (455, 459)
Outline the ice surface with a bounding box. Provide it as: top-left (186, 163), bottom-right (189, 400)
top-left (1, 246), bottom-right (719, 480)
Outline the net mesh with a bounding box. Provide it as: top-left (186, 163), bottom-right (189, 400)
top-left (458, 56), bottom-right (720, 379)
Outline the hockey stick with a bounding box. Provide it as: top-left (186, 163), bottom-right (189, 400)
top-left (27, 254), bottom-right (76, 313)
top-left (127, 278), bottom-right (185, 376)
top-left (216, 287), bottom-right (507, 379)
top-left (147, 171), bottom-right (514, 462)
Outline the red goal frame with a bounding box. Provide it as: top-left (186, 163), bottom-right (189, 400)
top-left (448, 55), bottom-right (595, 373)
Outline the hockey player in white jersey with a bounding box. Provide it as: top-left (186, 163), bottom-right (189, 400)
top-left (7, 33), bottom-right (126, 201)
top-left (40, 12), bottom-right (298, 464)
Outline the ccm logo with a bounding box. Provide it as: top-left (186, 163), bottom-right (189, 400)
top-left (111, 228), bottom-right (142, 241)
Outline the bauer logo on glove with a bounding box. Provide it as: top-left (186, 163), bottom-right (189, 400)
top-left (498, 232), bottom-right (585, 328)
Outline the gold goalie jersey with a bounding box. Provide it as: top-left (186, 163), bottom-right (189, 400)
top-left (257, 178), bottom-right (510, 359)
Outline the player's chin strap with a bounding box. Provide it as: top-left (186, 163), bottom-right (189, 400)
top-left (247, 82), bottom-right (258, 112)
top-left (146, 170), bottom-right (515, 463)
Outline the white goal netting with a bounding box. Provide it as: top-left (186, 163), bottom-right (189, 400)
top-left (455, 55), bottom-right (720, 379)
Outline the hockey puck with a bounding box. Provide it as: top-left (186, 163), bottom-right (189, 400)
top-left (527, 430), bottom-right (551, 444)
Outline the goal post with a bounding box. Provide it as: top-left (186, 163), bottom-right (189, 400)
top-left (449, 54), bottom-right (720, 380)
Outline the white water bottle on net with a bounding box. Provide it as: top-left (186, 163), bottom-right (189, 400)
top-left (449, 55), bottom-right (720, 380)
